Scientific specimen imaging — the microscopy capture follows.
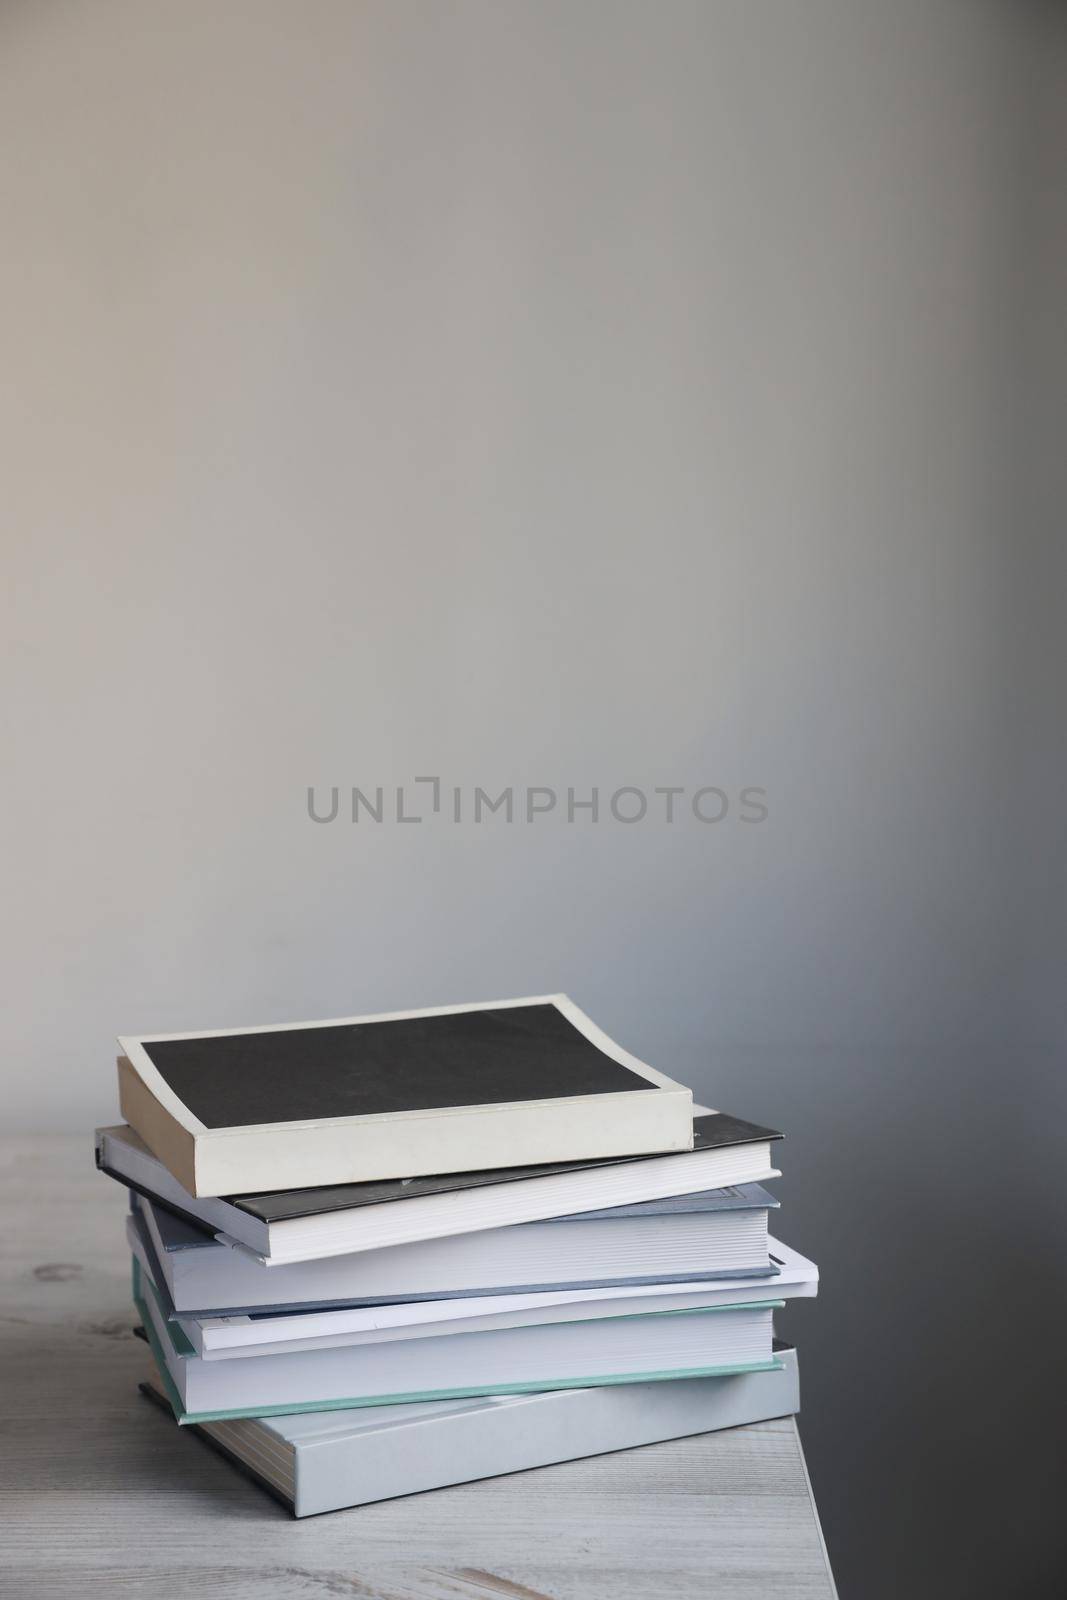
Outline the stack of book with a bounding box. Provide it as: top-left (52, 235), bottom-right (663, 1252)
top-left (95, 994), bottom-right (817, 1517)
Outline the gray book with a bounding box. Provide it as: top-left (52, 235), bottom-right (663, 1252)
top-left (139, 1344), bottom-right (800, 1517)
top-left (130, 1181), bottom-right (780, 1316)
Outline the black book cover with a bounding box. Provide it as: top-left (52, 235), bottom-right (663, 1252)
top-left (140, 1003), bottom-right (655, 1129)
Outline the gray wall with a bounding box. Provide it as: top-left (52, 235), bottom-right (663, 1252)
top-left (2, 3), bottom-right (1063, 1595)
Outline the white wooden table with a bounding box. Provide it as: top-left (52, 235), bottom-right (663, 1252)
top-left (0, 1136), bottom-right (836, 1599)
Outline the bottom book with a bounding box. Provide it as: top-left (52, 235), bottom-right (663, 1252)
top-left (139, 1343), bottom-right (799, 1517)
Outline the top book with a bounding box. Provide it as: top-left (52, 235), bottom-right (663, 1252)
top-left (117, 995), bottom-right (694, 1197)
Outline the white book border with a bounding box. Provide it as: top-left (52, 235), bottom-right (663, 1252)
top-left (118, 994), bottom-right (688, 1141)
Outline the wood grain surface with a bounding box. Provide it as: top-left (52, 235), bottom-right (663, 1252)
top-left (0, 1136), bottom-right (836, 1600)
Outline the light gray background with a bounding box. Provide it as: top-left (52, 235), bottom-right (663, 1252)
top-left (2, 3), bottom-right (1064, 1596)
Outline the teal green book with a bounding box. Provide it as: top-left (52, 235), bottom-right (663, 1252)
top-left (132, 1257), bottom-right (782, 1425)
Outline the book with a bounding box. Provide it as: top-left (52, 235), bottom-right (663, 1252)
top-left (96, 1107), bottom-right (780, 1263)
top-left (137, 1344), bottom-right (801, 1516)
top-left (155, 1233), bottom-right (817, 1358)
top-left (175, 1239), bottom-right (814, 1355)
top-left (134, 1255), bottom-right (782, 1421)
top-left (117, 995), bottom-right (694, 1196)
top-left (129, 1202), bottom-right (815, 1343)
top-left (126, 1187), bottom-right (786, 1319)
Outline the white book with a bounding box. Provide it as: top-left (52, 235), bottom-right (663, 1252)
top-left (127, 1184), bottom-right (778, 1318)
top-left (139, 1346), bottom-right (801, 1516)
top-left (96, 1104), bottom-right (780, 1265)
top-left (172, 1238), bottom-right (817, 1360)
top-left (135, 1254), bottom-right (782, 1422)
top-left (117, 994), bottom-right (694, 1195)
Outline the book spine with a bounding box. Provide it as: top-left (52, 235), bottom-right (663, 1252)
top-left (117, 1056), bottom-right (199, 1193)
